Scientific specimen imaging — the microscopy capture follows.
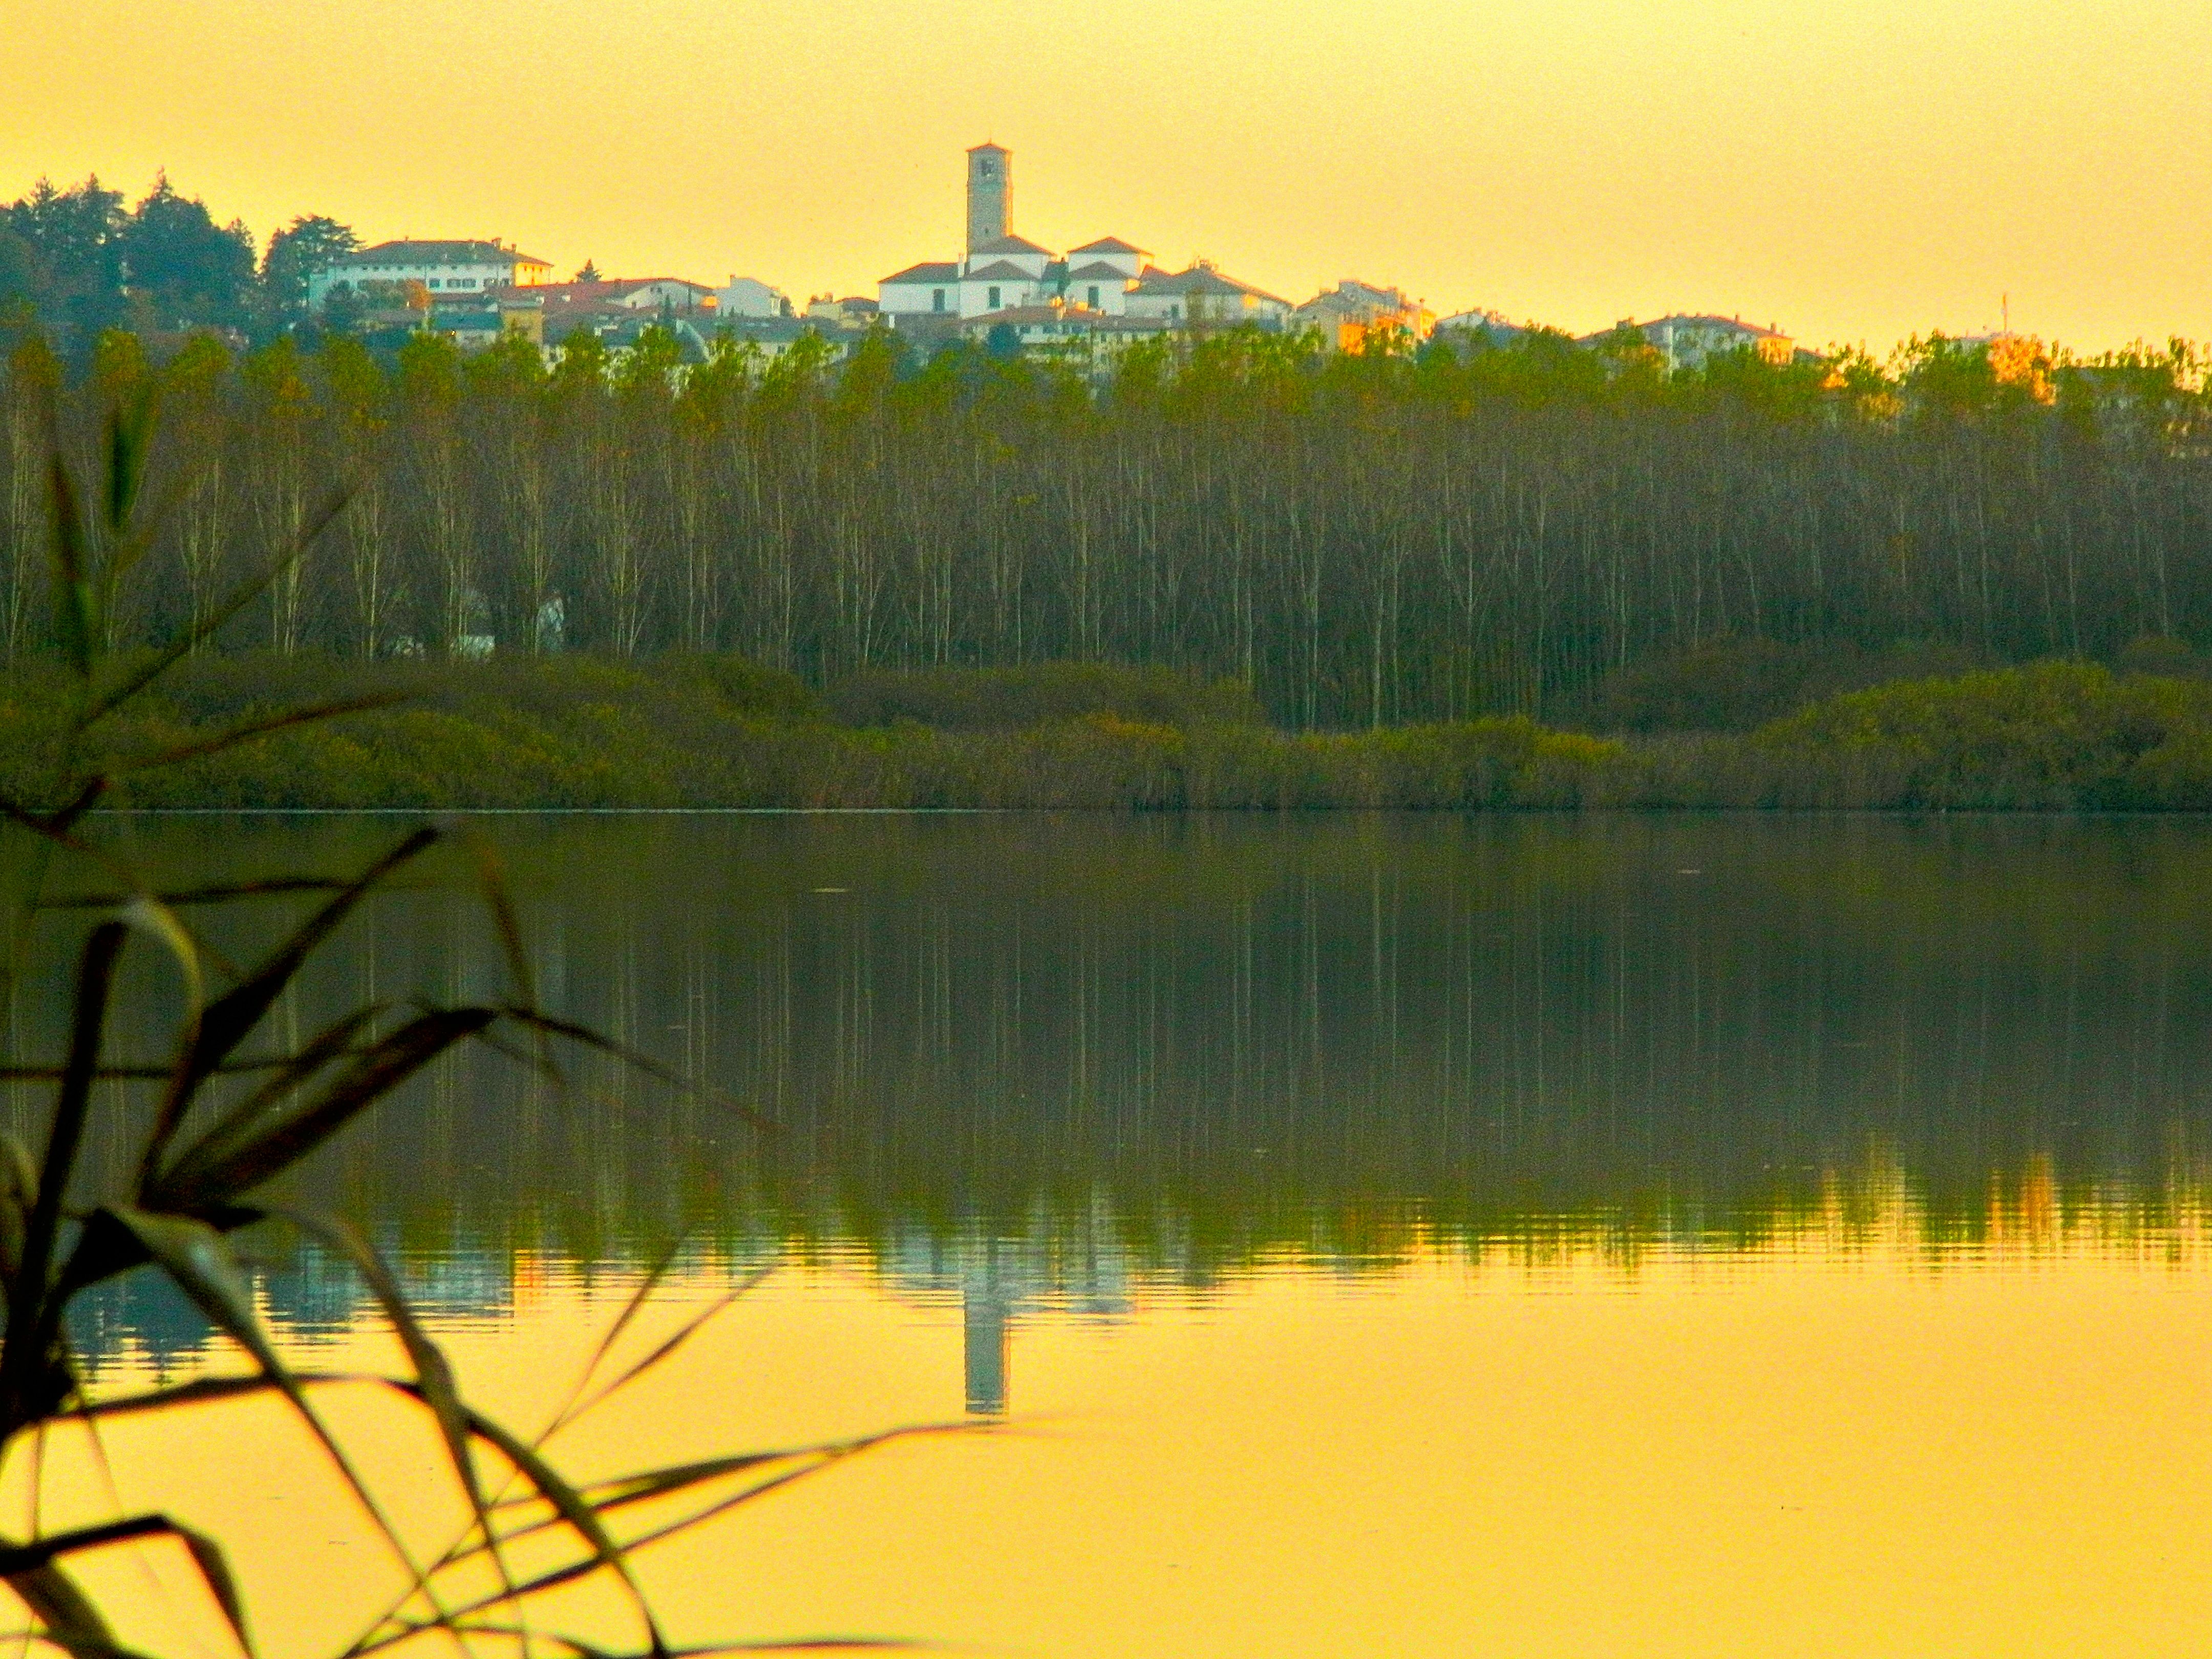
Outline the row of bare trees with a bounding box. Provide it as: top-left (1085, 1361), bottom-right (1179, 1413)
top-left (5, 323), bottom-right (2209, 725)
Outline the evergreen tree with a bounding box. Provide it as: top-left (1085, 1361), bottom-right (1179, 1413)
top-left (261, 214), bottom-right (358, 326)
top-left (118, 172), bottom-right (256, 330)
top-left (0, 226), bottom-right (37, 314)
top-left (1, 176), bottom-right (125, 336)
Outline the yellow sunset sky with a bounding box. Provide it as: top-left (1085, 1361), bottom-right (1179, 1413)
top-left (7, 0), bottom-right (2207, 352)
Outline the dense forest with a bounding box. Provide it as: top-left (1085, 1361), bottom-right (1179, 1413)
top-left (1, 173), bottom-right (358, 338)
top-left (4, 169), bottom-right (2210, 728)
top-left (4, 309), bottom-right (2208, 729)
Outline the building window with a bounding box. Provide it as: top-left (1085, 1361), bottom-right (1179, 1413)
top-left (1087, 286), bottom-right (1100, 308)
top-left (988, 286), bottom-right (1001, 310)
top-left (932, 289), bottom-right (945, 312)
top-left (428, 279), bottom-right (442, 289)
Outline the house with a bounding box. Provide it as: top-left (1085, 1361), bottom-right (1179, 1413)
top-left (879, 261), bottom-right (963, 321)
top-left (539, 301), bottom-right (659, 347)
top-left (1056, 239), bottom-right (1151, 315)
top-left (1434, 308), bottom-right (1529, 347)
top-left (718, 276), bottom-right (791, 318)
top-left (962, 303), bottom-right (1105, 345)
top-left (430, 310), bottom-right (507, 351)
top-left (493, 294), bottom-right (544, 346)
top-left (308, 239), bottom-right (552, 311)
top-left (804, 294), bottom-right (882, 331)
top-left (1291, 280), bottom-right (1435, 352)
top-left (600, 278), bottom-right (714, 312)
top-left (709, 315), bottom-right (852, 361)
top-left (1123, 262), bottom-right (1290, 328)
top-left (1587, 314), bottom-right (1794, 371)
top-left (603, 312), bottom-right (715, 363)
top-left (495, 277), bottom-right (714, 313)
top-left (960, 304), bottom-right (1173, 373)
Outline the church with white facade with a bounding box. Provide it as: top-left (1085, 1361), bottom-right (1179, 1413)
top-left (877, 145), bottom-right (1288, 333)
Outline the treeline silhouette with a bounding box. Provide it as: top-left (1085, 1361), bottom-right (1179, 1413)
top-left (3, 321), bottom-right (2207, 729)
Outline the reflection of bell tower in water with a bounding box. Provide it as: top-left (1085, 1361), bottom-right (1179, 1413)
top-left (967, 143), bottom-right (1011, 254)
top-left (960, 1236), bottom-right (1015, 1416)
top-left (964, 1287), bottom-right (1009, 1416)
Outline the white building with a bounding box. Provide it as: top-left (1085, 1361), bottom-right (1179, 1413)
top-left (718, 276), bottom-right (790, 318)
top-left (1124, 263), bottom-right (1290, 327)
top-left (960, 235), bottom-right (1054, 315)
top-left (1435, 307), bottom-right (1527, 345)
top-left (592, 278), bottom-right (715, 311)
top-left (879, 262), bottom-right (962, 320)
top-left (1587, 314), bottom-right (1795, 371)
top-left (308, 239), bottom-right (552, 310)
top-left (877, 145), bottom-right (1295, 351)
top-left (803, 294), bottom-right (881, 330)
top-left (1290, 280), bottom-right (1434, 351)
top-left (1064, 239), bottom-right (1145, 314)
top-left (878, 147), bottom-right (1113, 327)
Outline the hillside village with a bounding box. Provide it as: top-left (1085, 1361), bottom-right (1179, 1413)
top-left (302, 143), bottom-right (1809, 375)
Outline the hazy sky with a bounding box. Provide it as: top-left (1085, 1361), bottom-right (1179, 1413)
top-left (7, 0), bottom-right (2208, 352)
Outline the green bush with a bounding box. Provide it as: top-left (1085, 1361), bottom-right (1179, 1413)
top-left (1580, 636), bottom-right (1989, 733)
top-left (20, 650), bottom-right (2212, 812)
top-left (827, 661), bottom-right (1265, 732)
top-left (1754, 660), bottom-right (2212, 807)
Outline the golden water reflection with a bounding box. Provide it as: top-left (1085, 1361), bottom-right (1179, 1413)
top-left (29, 1158), bottom-right (2212, 1659)
top-left (20, 814), bottom-right (2212, 1654)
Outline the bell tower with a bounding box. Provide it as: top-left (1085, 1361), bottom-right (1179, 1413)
top-left (967, 143), bottom-right (1011, 253)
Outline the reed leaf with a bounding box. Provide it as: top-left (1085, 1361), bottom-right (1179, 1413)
top-left (148, 1006), bottom-right (492, 1210)
top-left (137, 827), bottom-right (440, 1185)
top-left (113, 694), bottom-right (410, 775)
top-left (270, 1210), bottom-right (522, 1612)
top-left (40, 879), bottom-right (358, 910)
top-left (77, 477), bottom-right (354, 731)
top-left (97, 1208), bottom-right (459, 1635)
top-left (0, 402), bottom-right (922, 1659)
top-left (0, 1514), bottom-right (252, 1659)
top-left (6, 1558), bottom-right (134, 1659)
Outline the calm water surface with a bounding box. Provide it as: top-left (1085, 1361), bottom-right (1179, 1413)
top-left (17, 813), bottom-right (2212, 1656)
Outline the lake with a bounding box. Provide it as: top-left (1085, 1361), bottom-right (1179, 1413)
top-left (14, 811), bottom-right (2212, 1656)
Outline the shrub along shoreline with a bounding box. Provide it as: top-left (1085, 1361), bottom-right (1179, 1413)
top-left (10, 652), bottom-right (2212, 812)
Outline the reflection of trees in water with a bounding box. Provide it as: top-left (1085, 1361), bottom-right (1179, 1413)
top-left (64, 1155), bottom-right (2212, 1422)
top-left (18, 812), bottom-right (2212, 1324)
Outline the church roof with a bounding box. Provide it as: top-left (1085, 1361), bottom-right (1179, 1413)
top-left (963, 260), bottom-right (1037, 281)
top-left (968, 234), bottom-right (1053, 259)
top-left (1066, 262), bottom-right (1134, 282)
top-left (1069, 237), bottom-right (1145, 256)
top-left (880, 261), bottom-right (961, 285)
